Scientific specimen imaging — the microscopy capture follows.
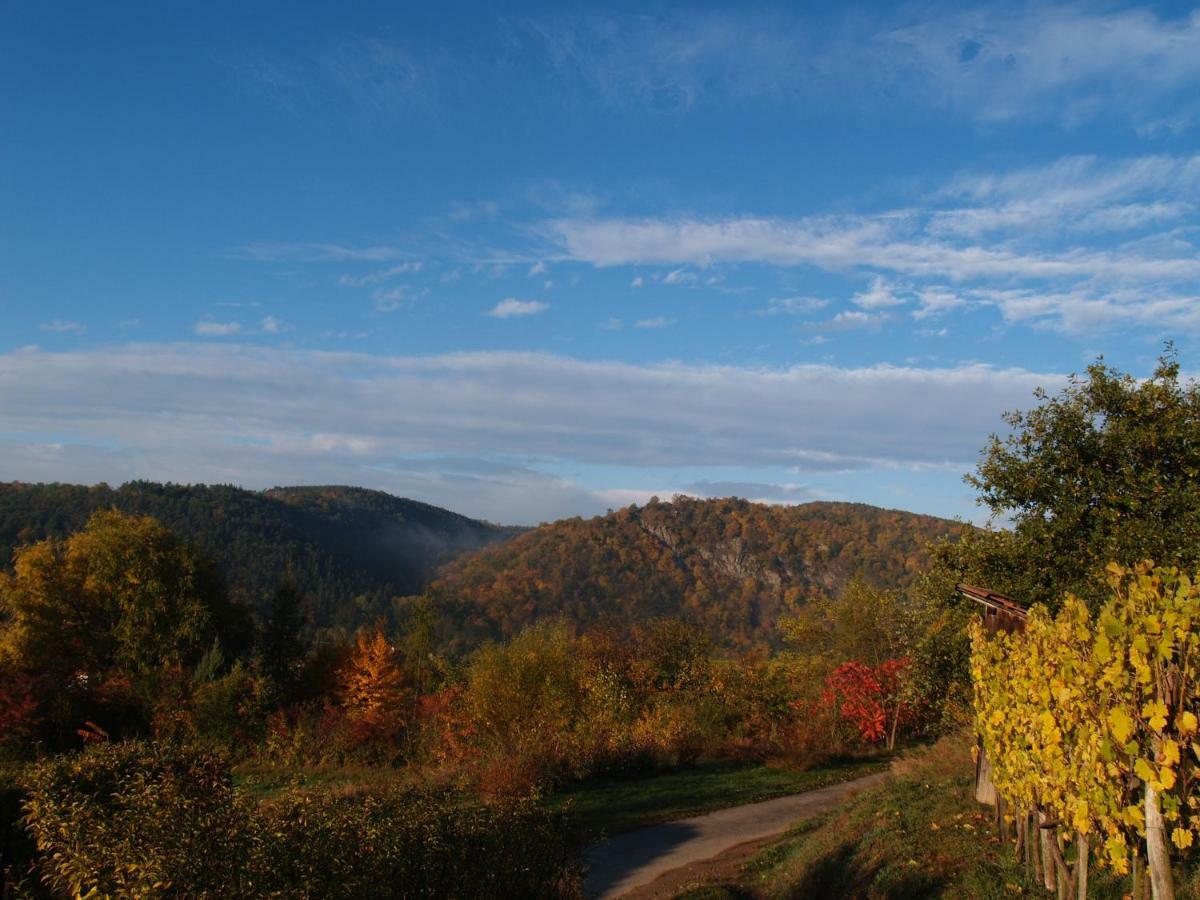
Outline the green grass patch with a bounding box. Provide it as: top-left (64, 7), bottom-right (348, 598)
top-left (233, 762), bottom-right (411, 802)
top-left (553, 755), bottom-right (888, 840)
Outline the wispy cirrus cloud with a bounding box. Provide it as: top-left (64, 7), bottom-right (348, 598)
top-left (39, 320), bottom-right (86, 334)
top-left (235, 242), bottom-right (407, 263)
top-left (525, 6), bottom-right (1200, 131)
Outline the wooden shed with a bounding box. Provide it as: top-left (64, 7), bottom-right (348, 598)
top-left (959, 583), bottom-right (1028, 636)
top-left (958, 583), bottom-right (1028, 806)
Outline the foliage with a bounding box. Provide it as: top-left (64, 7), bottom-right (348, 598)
top-left (21, 741), bottom-right (581, 899)
top-left (972, 563), bottom-right (1200, 880)
top-left (339, 626), bottom-right (410, 755)
top-left (259, 577), bottom-right (308, 699)
top-left (968, 351), bottom-right (1200, 612)
top-left (22, 741), bottom-right (249, 897)
top-left (425, 496), bottom-right (960, 651)
top-left (0, 510), bottom-right (243, 679)
top-left (818, 659), bottom-right (912, 748)
top-left (779, 579), bottom-right (907, 668)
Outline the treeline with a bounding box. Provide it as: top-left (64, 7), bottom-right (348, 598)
top-left (422, 497), bottom-right (960, 651)
top-left (0, 510), bottom-right (944, 776)
top-left (0, 481), bottom-right (515, 630)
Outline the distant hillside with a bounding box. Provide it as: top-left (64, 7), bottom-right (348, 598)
top-left (421, 496), bottom-right (962, 650)
top-left (0, 481), bottom-right (517, 628)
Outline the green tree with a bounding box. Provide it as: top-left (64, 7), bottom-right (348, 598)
top-left (967, 349), bottom-right (1200, 611)
top-left (779, 579), bottom-right (906, 668)
top-left (260, 576), bottom-right (308, 698)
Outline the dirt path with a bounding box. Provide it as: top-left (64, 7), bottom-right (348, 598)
top-left (583, 770), bottom-right (889, 898)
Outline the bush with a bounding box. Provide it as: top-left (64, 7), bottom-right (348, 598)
top-left (1, 762), bottom-right (35, 896)
top-left (254, 786), bottom-right (580, 898)
top-left (22, 741), bottom-right (582, 898)
top-left (22, 742), bottom-right (250, 896)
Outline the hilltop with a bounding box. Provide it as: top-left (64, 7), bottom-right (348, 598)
top-left (0, 481), bottom-right (517, 628)
top-left (421, 495), bottom-right (962, 650)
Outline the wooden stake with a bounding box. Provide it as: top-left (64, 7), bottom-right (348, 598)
top-left (1145, 772), bottom-right (1176, 900)
top-left (1040, 810), bottom-right (1057, 892)
top-left (1077, 831), bottom-right (1088, 900)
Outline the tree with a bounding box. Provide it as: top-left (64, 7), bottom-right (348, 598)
top-left (260, 577), bottom-right (307, 697)
top-left (779, 579), bottom-right (906, 668)
top-left (0, 511), bottom-right (246, 686)
top-left (968, 349), bottom-right (1200, 611)
top-left (818, 658), bottom-right (912, 749)
top-left (339, 626), bottom-right (408, 748)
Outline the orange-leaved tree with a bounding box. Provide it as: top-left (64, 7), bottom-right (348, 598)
top-left (340, 626), bottom-right (409, 752)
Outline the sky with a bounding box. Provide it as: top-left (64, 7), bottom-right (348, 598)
top-left (2, 1), bottom-right (1199, 525)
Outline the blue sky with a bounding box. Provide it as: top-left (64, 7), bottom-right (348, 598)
top-left (2, 1), bottom-right (1199, 524)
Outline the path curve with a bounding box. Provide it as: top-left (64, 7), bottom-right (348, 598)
top-left (583, 770), bottom-right (890, 898)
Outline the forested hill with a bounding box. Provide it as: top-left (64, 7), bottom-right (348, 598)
top-left (420, 496), bottom-right (962, 650)
top-left (0, 481), bottom-right (517, 627)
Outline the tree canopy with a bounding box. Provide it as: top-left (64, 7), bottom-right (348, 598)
top-left (0, 510), bottom-right (247, 683)
top-left (964, 350), bottom-right (1200, 610)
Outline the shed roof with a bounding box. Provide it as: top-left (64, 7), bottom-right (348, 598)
top-left (957, 583), bottom-right (1028, 620)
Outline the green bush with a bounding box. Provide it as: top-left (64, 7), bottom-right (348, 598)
top-left (22, 742), bottom-right (581, 898)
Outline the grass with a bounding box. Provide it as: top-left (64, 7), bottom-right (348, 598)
top-left (552, 754), bottom-right (889, 840)
top-left (232, 762), bottom-right (411, 802)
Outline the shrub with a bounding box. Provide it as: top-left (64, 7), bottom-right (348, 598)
top-left (22, 741), bottom-right (582, 898)
top-left (1, 762), bottom-right (35, 895)
top-left (22, 742), bottom-right (250, 896)
top-left (254, 786), bottom-right (580, 898)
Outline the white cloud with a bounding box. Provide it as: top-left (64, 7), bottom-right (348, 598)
top-left (631, 275), bottom-right (644, 288)
top-left (546, 151), bottom-right (1200, 336)
top-left (39, 320), bottom-right (86, 334)
top-left (260, 315), bottom-right (283, 334)
top-left (237, 242), bottom-right (405, 262)
top-left (0, 343), bottom-right (1060, 522)
top-left (634, 316), bottom-right (675, 329)
top-left (662, 267), bottom-right (698, 285)
top-left (913, 288), bottom-right (966, 321)
top-left (684, 480), bottom-right (820, 504)
top-left (852, 277), bottom-right (907, 309)
top-left (373, 287), bottom-right (410, 312)
top-left (528, 261), bottom-right (548, 276)
top-left (550, 214), bottom-right (1200, 284)
top-left (338, 261), bottom-right (423, 287)
top-left (764, 297), bottom-right (828, 316)
top-left (489, 298), bottom-right (549, 318)
top-left (812, 310), bottom-right (888, 332)
top-left (194, 321), bottom-right (242, 337)
top-left (601, 317), bottom-right (623, 330)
